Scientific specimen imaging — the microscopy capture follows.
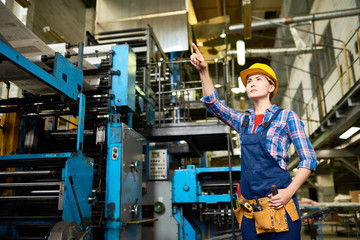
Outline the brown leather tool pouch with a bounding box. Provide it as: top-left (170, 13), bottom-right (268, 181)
top-left (233, 206), bottom-right (244, 229)
top-left (253, 208), bottom-right (274, 233)
top-left (253, 207), bottom-right (289, 234)
top-left (233, 196), bottom-right (299, 234)
top-left (285, 198), bottom-right (299, 222)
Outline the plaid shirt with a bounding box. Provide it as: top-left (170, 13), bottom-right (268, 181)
top-left (201, 90), bottom-right (317, 171)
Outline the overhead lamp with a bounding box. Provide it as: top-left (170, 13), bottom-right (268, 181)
top-left (339, 127), bottom-right (360, 139)
top-left (236, 40), bottom-right (245, 66)
top-left (220, 30), bottom-right (226, 38)
top-left (231, 88), bottom-right (241, 94)
top-left (231, 76), bottom-right (246, 94)
top-left (239, 76), bottom-right (246, 93)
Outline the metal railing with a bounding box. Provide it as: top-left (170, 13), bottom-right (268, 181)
top-left (300, 25), bottom-right (360, 137)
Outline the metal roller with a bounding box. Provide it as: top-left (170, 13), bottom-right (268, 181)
top-left (0, 170), bottom-right (56, 177)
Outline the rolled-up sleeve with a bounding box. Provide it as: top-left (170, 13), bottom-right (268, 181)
top-left (286, 111), bottom-right (318, 171)
top-left (200, 90), bottom-right (244, 132)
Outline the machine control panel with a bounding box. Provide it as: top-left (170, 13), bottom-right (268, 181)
top-left (148, 149), bottom-right (168, 180)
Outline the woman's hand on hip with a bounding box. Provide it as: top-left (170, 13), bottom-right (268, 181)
top-left (268, 188), bottom-right (293, 210)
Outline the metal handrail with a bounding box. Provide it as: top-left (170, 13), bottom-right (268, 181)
top-left (299, 25), bottom-right (360, 137)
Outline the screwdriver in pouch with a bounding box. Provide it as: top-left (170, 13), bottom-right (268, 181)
top-left (252, 196), bottom-right (262, 212)
top-left (271, 185), bottom-right (278, 196)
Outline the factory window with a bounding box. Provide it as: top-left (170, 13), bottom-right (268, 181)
top-left (291, 82), bottom-right (305, 117)
top-left (318, 24), bottom-right (335, 79)
top-left (309, 23), bottom-right (335, 92)
top-left (13, 1), bottom-right (28, 25)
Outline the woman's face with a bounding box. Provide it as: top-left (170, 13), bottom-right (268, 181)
top-left (246, 73), bottom-right (275, 101)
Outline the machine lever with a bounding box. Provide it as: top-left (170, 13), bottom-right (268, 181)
top-left (68, 176), bottom-right (86, 230)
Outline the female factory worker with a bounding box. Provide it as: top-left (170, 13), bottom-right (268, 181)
top-left (190, 43), bottom-right (317, 239)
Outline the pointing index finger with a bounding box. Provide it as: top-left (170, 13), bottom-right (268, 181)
top-left (192, 43), bottom-right (201, 54)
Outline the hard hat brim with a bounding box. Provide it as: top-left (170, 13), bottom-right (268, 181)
top-left (240, 68), bottom-right (278, 96)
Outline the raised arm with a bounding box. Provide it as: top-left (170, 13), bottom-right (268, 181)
top-left (190, 43), bottom-right (215, 96)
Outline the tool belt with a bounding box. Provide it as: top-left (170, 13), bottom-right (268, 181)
top-left (233, 196), bottom-right (299, 234)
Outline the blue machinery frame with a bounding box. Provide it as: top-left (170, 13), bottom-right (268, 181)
top-left (172, 165), bottom-right (241, 240)
top-left (0, 40), bottom-right (94, 236)
top-left (0, 40), bottom-right (83, 101)
top-left (104, 45), bottom-right (145, 240)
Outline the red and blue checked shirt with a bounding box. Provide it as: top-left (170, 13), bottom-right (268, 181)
top-left (201, 90), bottom-right (318, 171)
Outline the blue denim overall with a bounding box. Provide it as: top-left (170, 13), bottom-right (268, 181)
top-left (240, 108), bottom-right (301, 239)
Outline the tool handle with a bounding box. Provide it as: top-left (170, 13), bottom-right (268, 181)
top-left (237, 183), bottom-right (241, 198)
top-left (271, 185), bottom-right (278, 196)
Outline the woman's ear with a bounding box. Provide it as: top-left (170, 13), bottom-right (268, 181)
top-left (269, 85), bottom-right (275, 93)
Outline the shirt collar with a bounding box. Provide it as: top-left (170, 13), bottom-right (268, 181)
top-left (245, 104), bottom-right (278, 115)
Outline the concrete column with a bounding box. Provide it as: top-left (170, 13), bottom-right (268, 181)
top-left (316, 170), bottom-right (336, 202)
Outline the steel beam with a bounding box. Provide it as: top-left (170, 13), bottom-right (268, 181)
top-left (338, 158), bottom-right (360, 178)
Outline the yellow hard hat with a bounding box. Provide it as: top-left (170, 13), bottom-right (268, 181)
top-left (240, 63), bottom-right (278, 96)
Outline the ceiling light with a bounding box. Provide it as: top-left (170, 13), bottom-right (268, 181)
top-left (236, 40), bottom-right (246, 66)
top-left (339, 127), bottom-right (360, 139)
top-left (220, 30), bottom-right (226, 38)
top-left (231, 88), bottom-right (241, 94)
top-left (214, 83), bottom-right (222, 88)
top-left (238, 76), bottom-right (246, 93)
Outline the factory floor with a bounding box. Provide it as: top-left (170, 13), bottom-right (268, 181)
top-left (301, 225), bottom-right (359, 240)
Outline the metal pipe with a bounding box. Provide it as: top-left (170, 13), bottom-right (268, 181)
top-left (357, 29), bottom-right (360, 69)
top-left (0, 196), bottom-right (59, 200)
top-left (156, 87), bottom-right (203, 95)
top-left (227, 46), bottom-right (324, 57)
top-left (343, 43), bottom-right (351, 87)
top-left (158, 62), bottom-right (162, 127)
top-left (147, 57), bottom-right (224, 65)
top-left (229, 8), bottom-right (360, 32)
top-left (0, 182), bottom-right (61, 188)
top-left (31, 190), bottom-right (59, 194)
top-left (214, 58), bottom-right (219, 87)
top-left (226, 134), bottom-right (236, 240)
top-left (0, 170), bottom-right (55, 177)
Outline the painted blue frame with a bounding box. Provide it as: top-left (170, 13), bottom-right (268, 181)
top-left (0, 40), bottom-right (82, 101)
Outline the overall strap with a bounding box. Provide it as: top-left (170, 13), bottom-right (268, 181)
top-left (262, 108), bottom-right (283, 130)
top-left (241, 113), bottom-right (250, 133)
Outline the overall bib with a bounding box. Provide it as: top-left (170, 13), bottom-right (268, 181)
top-left (240, 108), bottom-right (301, 240)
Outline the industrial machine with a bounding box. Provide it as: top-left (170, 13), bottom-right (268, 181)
top-left (0, 5), bottom-right (239, 238)
top-left (0, 39), bottom-right (94, 239)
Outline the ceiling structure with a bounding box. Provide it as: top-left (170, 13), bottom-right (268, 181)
top-left (190, 0), bottom-right (287, 105)
top-left (189, 0), bottom-right (360, 186)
